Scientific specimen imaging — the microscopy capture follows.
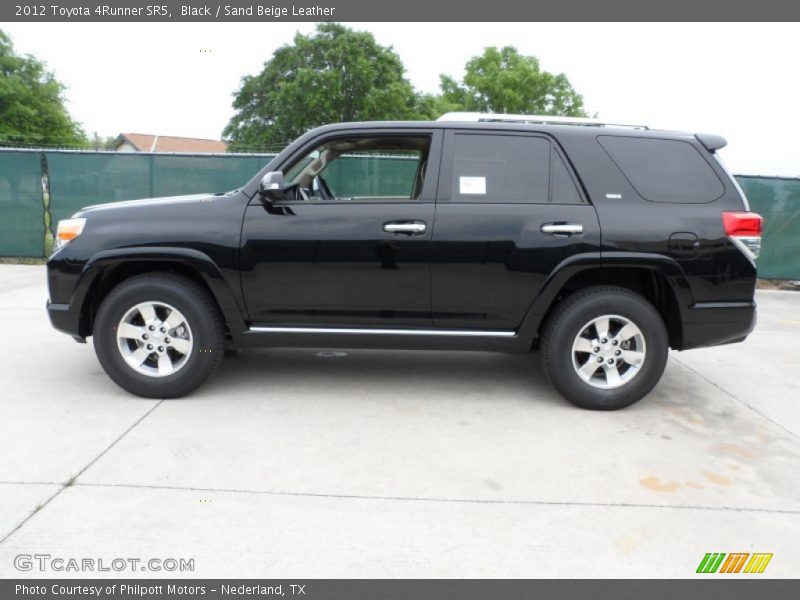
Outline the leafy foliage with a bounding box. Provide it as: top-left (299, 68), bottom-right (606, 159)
top-left (0, 30), bottom-right (87, 147)
top-left (224, 29), bottom-right (589, 149)
top-left (224, 24), bottom-right (421, 150)
top-left (440, 46), bottom-right (586, 116)
top-left (409, 92), bottom-right (461, 121)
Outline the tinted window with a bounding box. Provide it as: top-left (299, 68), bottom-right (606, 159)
top-left (324, 150), bottom-right (421, 198)
top-left (551, 151), bottom-right (583, 204)
top-left (451, 134), bottom-right (550, 203)
top-left (598, 136), bottom-right (724, 203)
top-left (283, 136), bottom-right (430, 201)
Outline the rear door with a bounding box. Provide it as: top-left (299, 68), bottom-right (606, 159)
top-left (431, 129), bottom-right (601, 330)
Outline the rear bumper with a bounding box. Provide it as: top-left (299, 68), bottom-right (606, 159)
top-left (680, 300), bottom-right (756, 350)
top-left (47, 300), bottom-right (86, 342)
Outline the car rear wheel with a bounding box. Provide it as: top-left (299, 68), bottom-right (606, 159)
top-left (540, 286), bottom-right (668, 410)
top-left (93, 273), bottom-right (224, 398)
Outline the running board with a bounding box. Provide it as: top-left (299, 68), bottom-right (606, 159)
top-left (247, 326), bottom-right (516, 338)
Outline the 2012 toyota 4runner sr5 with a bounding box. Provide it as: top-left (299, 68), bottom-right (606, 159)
top-left (46, 112), bottom-right (762, 410)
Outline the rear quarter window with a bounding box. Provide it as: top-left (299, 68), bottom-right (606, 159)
top-left (598, 135), bottom-right (724, 203)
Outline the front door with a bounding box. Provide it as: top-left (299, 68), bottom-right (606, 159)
top-left (431, 130), bottom-right (602, 330)
top-left (240, 130), bottom-right (441, 327)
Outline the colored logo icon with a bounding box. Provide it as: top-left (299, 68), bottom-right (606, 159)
top-left (696, 553), bottom-right (773, 574)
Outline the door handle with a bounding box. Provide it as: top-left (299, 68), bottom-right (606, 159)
top-left (541, 223), bottom-right (583, 236)
top-left (383, 221), bottom-right (427, 235)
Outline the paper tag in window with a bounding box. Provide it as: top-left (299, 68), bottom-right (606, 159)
top-left (459, 176), bottom-right (486, 195)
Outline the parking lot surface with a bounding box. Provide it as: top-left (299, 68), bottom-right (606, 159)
top-left (0, 264), bottom-right (798, 578)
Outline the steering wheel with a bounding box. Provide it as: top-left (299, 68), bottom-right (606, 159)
top-left (316, 175), bottom-right (334, 201)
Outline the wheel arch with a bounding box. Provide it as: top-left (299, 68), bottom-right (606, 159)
top-left (75, 247), bottom-right (247, 341)
top-left (519, 253), bottom-right (693, 350)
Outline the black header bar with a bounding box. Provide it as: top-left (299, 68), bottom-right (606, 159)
top-left (3, 0), bottom-right (800, 21)
top-left (3, 579), bottom-right (800, 600)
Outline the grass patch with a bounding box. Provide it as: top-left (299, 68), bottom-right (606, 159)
top-left (0, 256), bottom-right (46, 265)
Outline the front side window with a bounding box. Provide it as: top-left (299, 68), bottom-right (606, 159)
top-left (282, 136), bottom-right (430, 202)
top-left (598, 135), bottom-right (724, 203)
top-left (449, 133), bottom-right (583, 204)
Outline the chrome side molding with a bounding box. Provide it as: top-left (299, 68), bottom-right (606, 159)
top-left (247, 326), bottom-right (516, 338)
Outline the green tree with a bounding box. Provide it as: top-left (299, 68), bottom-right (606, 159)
top-left (409, 92), bottom-right (461, 121)
top-left (0, 30), bottom-right (87, 147)
top-left (224, 23), bottom-right (421, 150)
top-left (440, 46), bottom-right (586, 117)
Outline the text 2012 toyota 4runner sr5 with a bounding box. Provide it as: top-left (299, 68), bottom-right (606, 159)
top-left (46, 112), bottom-right (762, 409)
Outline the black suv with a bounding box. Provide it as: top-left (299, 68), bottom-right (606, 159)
top-left (46, 113), bottom-right (762, 409)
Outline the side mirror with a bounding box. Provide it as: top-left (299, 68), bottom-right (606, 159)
top-left (259, 171), bottom-right (285, 202)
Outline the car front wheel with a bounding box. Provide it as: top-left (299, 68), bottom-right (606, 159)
top-left (93, 273), bottom-right (224, 398)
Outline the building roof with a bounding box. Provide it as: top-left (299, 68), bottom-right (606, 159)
top-left (114, 133), bottom-right (228, 153)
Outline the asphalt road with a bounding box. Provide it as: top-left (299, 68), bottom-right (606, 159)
top-left (0, 264), bottom-right (798, 578)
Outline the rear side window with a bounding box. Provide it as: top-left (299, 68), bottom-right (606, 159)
top-left (450, 133), bottom-right (583, 204)
top-left (598, 135), bottom-right (724, 203)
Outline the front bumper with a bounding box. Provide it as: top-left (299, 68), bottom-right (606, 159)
top-left (47, 300), bottom-right (86, 342)
top-left (680, 300), bottom-right (756, 350)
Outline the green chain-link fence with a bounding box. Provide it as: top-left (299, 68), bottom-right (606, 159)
top-left (324, 154), bottom-right (419, 197)
top-left (45, 152), bottom-right (275, 228)
top-left (47, 153), bottom-right (152, 227)
top-left (0, 149), bottom-right (798, 279)
top-left (0, 151), bottom-right (47, 257)
top-left (736, 176), bottom-right (800, 279)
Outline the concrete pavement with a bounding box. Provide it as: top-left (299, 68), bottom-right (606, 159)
top-left (0, 265), bottom-right (798, 578)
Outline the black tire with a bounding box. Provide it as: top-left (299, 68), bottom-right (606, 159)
top-left (540, 286), bottom-right (668, 410)
top-left (93, 273), bottom-right (224, 398)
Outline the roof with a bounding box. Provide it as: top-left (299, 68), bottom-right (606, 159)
top-left (290, 120), bottom-right (695, 143)
top-left (114, 133), bottom-right (228, 153)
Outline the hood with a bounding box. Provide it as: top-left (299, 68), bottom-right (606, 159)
top-left (75, 192), bottom-right (224, 216)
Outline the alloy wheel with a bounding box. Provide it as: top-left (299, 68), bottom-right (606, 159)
top-left (570, 314), bottom-right (646, 389)
top-left (116, 301), bottom-right (193, 377)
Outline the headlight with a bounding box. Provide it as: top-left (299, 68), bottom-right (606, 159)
top-left (54, 218), bottom-right (86, 250)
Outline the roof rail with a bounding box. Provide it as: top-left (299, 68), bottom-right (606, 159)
top-left (436, 112), bottom-right (649, 130)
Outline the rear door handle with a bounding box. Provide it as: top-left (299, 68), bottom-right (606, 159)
top-left (383, 221), bottom-right (427, 235)
top-left (541, 223), bottom-right (583, 236)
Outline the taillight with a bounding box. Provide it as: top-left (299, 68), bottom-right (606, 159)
top-left (722, 211), bottom-right (762, 260)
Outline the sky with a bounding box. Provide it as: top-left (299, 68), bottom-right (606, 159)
top-left (3, 22), bottom-right (799, 176)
